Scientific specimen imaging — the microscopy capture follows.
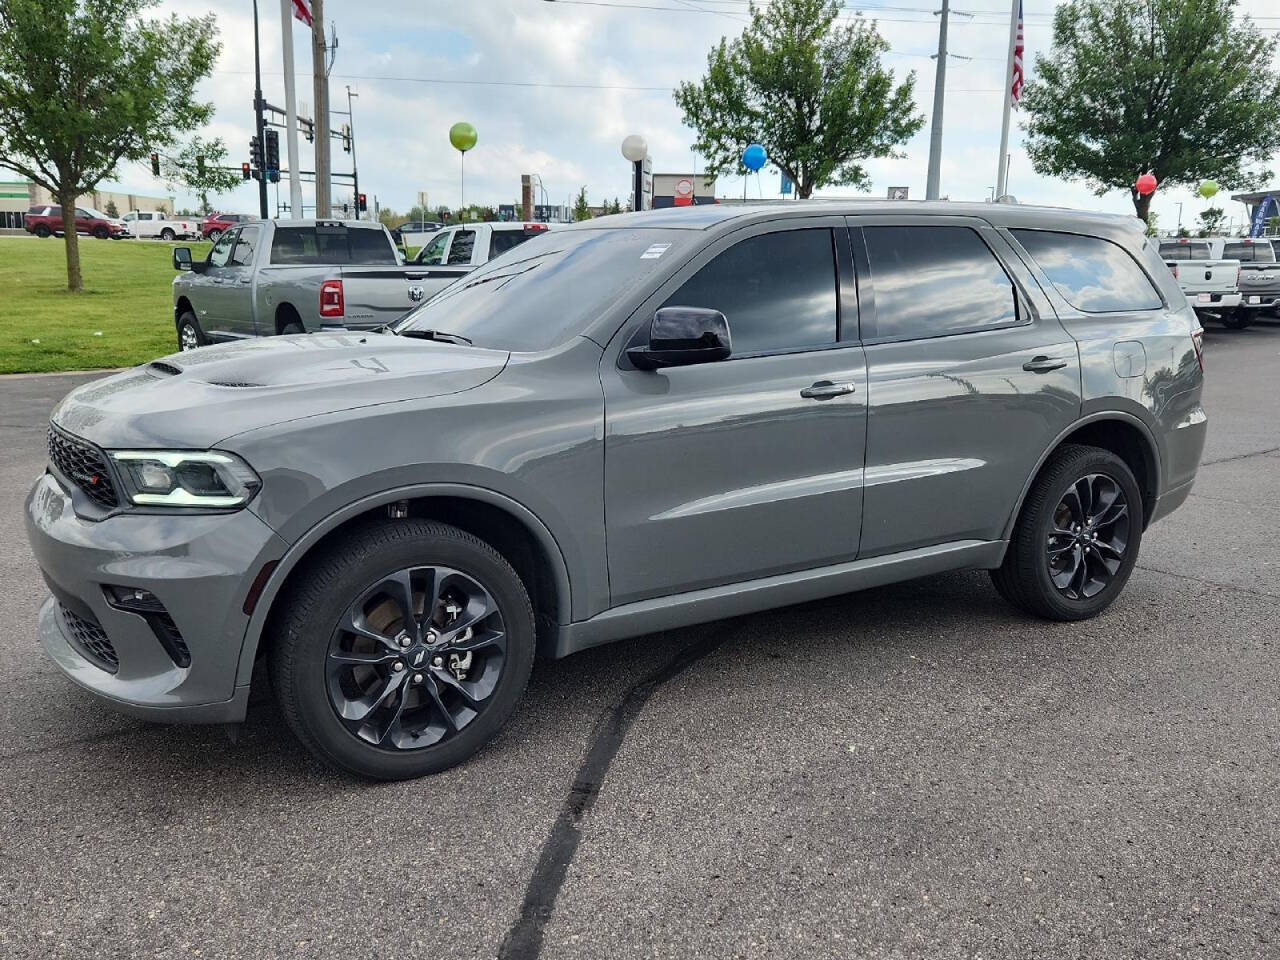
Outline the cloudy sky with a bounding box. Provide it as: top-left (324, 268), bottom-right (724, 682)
top-left (120, 0), bottom-right (1280, 231)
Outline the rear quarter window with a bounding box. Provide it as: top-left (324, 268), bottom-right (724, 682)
top-left (1011, 229), bottom-right (1163, 313)
top-left (488, 230), bottom-right (537, 261)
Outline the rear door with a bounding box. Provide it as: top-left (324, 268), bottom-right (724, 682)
top-left (601, 217), bottom-right (868, 605)
top-left (852, 217), bottom-right (1082, 558)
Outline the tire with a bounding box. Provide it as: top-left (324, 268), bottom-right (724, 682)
top-left (991, 444), bottom-right (1144, 621)
top-left (207, 228), bottom-right (222, 242)
top-left (268, 519), bottom-right (535, 780)
top-left (161, 228), bottom-right (175, 241)
top-left (279, 321), bottom-right (304, 336)
top-left (93, 226), bottom-right (108, 240)
top-left (1221, 310), bottom-right (1251, 330)
top-left (176, 311), bottom-right (207, 351)
top-left (33, 223), bottom-right (51, 238)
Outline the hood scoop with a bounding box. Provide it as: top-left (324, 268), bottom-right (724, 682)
top-left (148, 360), bottom-right (184, 377)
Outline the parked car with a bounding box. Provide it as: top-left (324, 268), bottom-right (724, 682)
top-left (25, 202), bottom-right (1207, 780)
top-left (395, 222), bottom-right (558, 302)
top-left (393, 220), bottom-right (441, 248)
top-left (169, 219), bottom-right (443, 350)
top-left (1207, 237), bottom-right (1279, 326)
top-left (202, 212), bottom-right (254, 241)
top-left (24, 204), bottom-right (126, 239)
top-left (122, 210), bottom-right (200, 241)
top-left (1158, 237), bottom-right (1241, 324)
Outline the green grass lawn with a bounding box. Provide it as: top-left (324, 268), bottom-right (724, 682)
top-left (0, 236), bottom-right (210, 374)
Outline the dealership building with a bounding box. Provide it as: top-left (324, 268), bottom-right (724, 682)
top-left (0, 179), bottom-right (176, 230)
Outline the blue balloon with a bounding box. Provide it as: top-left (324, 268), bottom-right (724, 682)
top-left (742, 143), bottom-right (767, 172)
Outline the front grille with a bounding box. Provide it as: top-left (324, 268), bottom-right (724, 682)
top-left (48, 425), bottom-right (119, 510)
top-left (59, 604), bottom-right (119, 673)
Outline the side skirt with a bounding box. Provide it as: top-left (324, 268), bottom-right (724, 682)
top-left (549, 539), bottom-right (1008, 659)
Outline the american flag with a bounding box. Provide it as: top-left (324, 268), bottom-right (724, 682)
top-left (292, 0), bottom-right (313, 26)
top-left (1010, 0), bottom-right (1024, 108)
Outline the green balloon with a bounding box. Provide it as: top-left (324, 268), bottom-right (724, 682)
top-left (449, 122), bottom-right (478, 153)
top-left (1198, 180), bottom-right (1219, 199)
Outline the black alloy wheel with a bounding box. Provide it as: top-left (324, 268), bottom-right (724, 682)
top-left (325, 565), bottom-right (508, 751)
top-left (93, 225), bottom-right (109, 239)
top-left (1045, 473), bottom-right (1130, 600)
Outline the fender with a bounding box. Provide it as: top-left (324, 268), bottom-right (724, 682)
top-left (233, 482), bottom-right (574, 686)
top-left (1000, 408), bottom-right (1162, 541)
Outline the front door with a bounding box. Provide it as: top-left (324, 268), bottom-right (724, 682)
top-left (601, 219), bottom-right (868, 606)
top-left (201, 226), bottom-right (262, 339)
top-left (851, 218), bottom-right (1082, 558)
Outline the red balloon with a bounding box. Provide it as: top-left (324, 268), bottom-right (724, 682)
top-left (1135, 173), bottom-right (1158, 196)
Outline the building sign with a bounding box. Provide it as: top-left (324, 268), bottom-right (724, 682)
top-left (887, 186), bottom-right (909, 200)
top-left (673, 177), bottom-right (694, 207)
top-left (641, 156), bottom-right (653, 211)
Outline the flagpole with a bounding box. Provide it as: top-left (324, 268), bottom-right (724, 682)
top-left (995, 0), bottom-right (1020, 199)
top-left (279, 0), bottom-right (304, 218)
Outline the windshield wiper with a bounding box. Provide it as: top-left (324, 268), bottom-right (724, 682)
top-left (396, 328), bottom-right (473, 345)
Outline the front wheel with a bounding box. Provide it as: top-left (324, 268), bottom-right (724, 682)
top-left (269, 520), bottom-right (535, 780)
top-left (161, 227), bottom-right (175, 241)
top-left (207, 228), bottom-right (222, 242)
top-left (991, 444), bottom-right (1143, 621)
top-left (93, 226), bottom-right (108, 239)
top-left (176, 311), bottom-right (207, 351)
top-left (33, 223), bottom-right (51, 238)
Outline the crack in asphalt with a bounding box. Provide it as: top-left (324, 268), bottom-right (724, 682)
top-left (1137, 563), bottom-right (1280, 602)
top-left (497, 623), bottom-right (739, 960)
top-left (1201, 445), bottom-right (1280, 466)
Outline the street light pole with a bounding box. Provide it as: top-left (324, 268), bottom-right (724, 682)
top-left (925, 0), bottom-right (950, 201)
top-left (251, 0), bottom-right (269, 219)
top-left (346, 85), bottom-right (359, 219)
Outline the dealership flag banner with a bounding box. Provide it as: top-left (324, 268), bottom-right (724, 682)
top-left (1010, 0), bottom-right (1024, 108)
top-left (292, 0), bottom-right (312, 25)
top-left (995, 0), bottom-right (1023, 197)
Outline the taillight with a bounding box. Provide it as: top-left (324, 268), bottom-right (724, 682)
top-left (1170, 263), bottom-right (1178, 279)
top-left (319, 279), bottom-right (344, 318)
top-left (523, 223), bottom-right (547, 234)
top-left (1191, 326), bottom-right (1204, 372)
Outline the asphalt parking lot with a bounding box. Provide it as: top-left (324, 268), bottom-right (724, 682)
top-left (2, 321), bottom-right (1278, 960)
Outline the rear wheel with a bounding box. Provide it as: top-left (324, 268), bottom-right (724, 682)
top-left (160, 227), bottom-right (176, 241)
top-left (33, 223), bottom-right (51, 238)
top-left (207, 228), bottom-right (222, 242)
top-left (1222, 310), bottom-right (1252, 330)
top-left (269, 520), bottom-right (535, 780)
top-left (279, 321), bottom-right (303, 336)
top-left (93, 225), bottom-right (108, 240)
top-left (992, 444), bottom-right (1143, 621)
top-left (176, 311), bottom-right (206, 351)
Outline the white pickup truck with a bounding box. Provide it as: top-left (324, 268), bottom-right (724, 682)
top-left (405, 221), bottom-right (558, 301)
top-left (122, 210), bottom-right (201, 241)
top-left (1158, 238), bottom-right (1241, 325)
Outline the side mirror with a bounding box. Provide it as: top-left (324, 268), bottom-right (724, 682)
top-left (627, 306), bottom-right (732, 370)
top-left (172, 247), bottom-right (192, 271)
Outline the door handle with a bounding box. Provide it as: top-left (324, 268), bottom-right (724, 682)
top-left (1022, 356), bottom-right (1068, 373)
top-left (211, 277), bottom-right (224, 284)
top-left (800, 380), bottom-right (857, 400)
top-left (237, 275), bottom-right (251, 284)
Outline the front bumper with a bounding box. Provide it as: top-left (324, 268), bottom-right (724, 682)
top-left (25, 470), bottom-right (288, 723)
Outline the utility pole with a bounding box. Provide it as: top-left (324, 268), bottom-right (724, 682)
top-left (925, 0), bottom-right (950, 201)
top-left (347, 85), bottom-right (360, 219)
top-left (311, 0), bottom-right (331, 217)
top-left (279, 0), bottom-right (304, 218)
top-left (251, 0), bottom-right (269, 219)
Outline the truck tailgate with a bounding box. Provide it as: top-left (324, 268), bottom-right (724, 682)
top-left (1175, 259), bottom-right (1238, 294)
top-left (1238, 263), bottom-right (1280, 300)
top-left (338, 265), bottom-right (471, 328)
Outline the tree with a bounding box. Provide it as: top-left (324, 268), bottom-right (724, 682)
top-left (103, 199), bottom-right (119, 218)
top-left (162, 136), bottom-right (241, 215)
top-left (0, 0), bottom-right (219, 291)
top-left (573, 186), bottom-right (591, 222)
top-left (1198, 206), bottom-right (1226, 236)
top-left (674, 0), bottom-right (922, 199)
top-left (1023, 0), bottom-right (1280, 222)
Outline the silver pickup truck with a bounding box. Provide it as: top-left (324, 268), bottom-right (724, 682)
top-left (1209, 237), bottom-right (1280, 328)
top-left (170, 219), bottom-right (439, 351)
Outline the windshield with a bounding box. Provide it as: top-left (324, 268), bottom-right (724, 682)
top-left (395, 227), bottom-right (687, 351)
top-left (1223, 241), bottom-right (1276, 263)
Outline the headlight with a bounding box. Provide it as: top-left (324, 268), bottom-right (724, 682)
top-left (108, 450), bottom-right (261, 508)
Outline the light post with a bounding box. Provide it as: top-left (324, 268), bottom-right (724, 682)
top-left (621, 135), bottom-right (647, 212)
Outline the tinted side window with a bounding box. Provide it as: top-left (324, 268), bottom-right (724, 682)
top-left (209, 229), bottom-right (236, 268)
top-left (1223, 241), bottom-right (1275, 263)
top-left (230, 225), bottom-right (260, 266)
top-left (1012, 229), bottom-right (1162, 312)
top-left (417, 231), bottom-right (449, 265)
top-left (489, 230), bottom-right (534, 260)
top-left (447, 230), bottom-right (477, 265)
top-left (864, 226), bottom-right (1017, 340)
top-left (348, 228), bottom-right (397, 264)
top-left (662, 228), bottom-right (837, 355)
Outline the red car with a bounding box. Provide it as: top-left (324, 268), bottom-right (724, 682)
top-left (202, 212), bottom-right (253, 241)
top-left (24, 205), bottom-right (126, 239)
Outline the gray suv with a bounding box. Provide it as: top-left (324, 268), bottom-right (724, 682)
top-left (25, 203), bottom-right (1208, 780)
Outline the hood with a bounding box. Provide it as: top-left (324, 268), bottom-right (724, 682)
top-left (53, 332), bottom-right (509, 449)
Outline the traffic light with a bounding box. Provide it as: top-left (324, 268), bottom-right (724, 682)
top-left (249, 136), bottom-right (264, 180)
top-left (301, 118), bottom-right (314, 143)
top-left (150, 153), bottom-right (160, 177)
top-left (358, 193), bottom-right (367, 212)
top-left (196, 155), bottom-right (205, 176)
top-left (241, 162), bottom-right (251, 181)
top-left (264, 129), bottom-right (280, 173)
top-left (341, 123), bottom-right (351, 153)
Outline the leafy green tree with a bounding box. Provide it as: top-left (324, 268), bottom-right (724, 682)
top-left (0, 0), bottom-right (218, 290)
top-left (1198, 206), bottom-right (1226, 236)
top-left (1023, 0), bottom-right (1280, 222)
top-left (103, 199), bottom-right (119, 218)
top-left (573, 186), bottom-right (591, 222)
top-left (162, 136), bottom-right (241, 215)
top-left (674, 0), bottom-right (922, 199)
